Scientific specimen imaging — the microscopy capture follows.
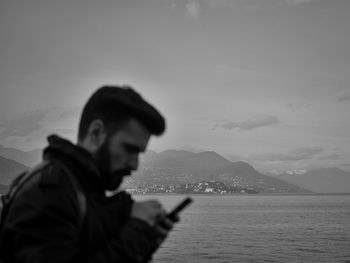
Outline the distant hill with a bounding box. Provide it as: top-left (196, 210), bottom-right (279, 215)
top-left (0, 184), bottom-right (9, 195)
top-left (0, 145), bottom-right (42, 167)
top-left (145, 150), bottom-right (232, 173)
top-left (274, 167), bottom-right (350, 193)
top-left (0, 155), bottom-right (28, 187)
top-left (126, 150), bottom-right (310, 193)
top-left (140, 149), bottom-right (159, 163)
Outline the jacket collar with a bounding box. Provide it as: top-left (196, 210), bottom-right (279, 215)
top-left (43, 134), bottom-right (105, 194)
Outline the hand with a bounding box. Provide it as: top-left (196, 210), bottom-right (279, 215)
top-left (131, 200), bottom-right (181, 246)
top-left (131, 200), bottom-right (165, 227)
top-left (154, 214), bottom-right (180, 246)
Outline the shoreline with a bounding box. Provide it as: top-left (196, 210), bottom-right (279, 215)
top-left (131, 192), bottom-right (350, 196)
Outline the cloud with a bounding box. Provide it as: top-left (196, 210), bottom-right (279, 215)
top-left (336, 89), bottom-right (350, 102)
top-left (219, 115), bottom-right (279, 131)
top-left (0, 110), bottom-right (47, 139)
top-left (171, 0), bottom-right (315, 18)
top-left (0, 107), bottom-right (79, 150)
top-left (284, 0), bottom-right (314, 6)
top-left (204, 0), bottom-right (234, 8)
top-left (250, 146), bottom-right (324, 162)
top-left (317, 153), bottom-right (341, 160)
top-left (286, 102), bottom-right (310, 112)
top-left (290, 146), bottom-right (324, 157)
top-left (59, 107), bottom-right (81, 119)
top-left (186, 0), bottom-right (200, 19)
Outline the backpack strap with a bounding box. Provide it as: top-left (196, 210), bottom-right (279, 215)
top-left (0, 160), bottom-right (87, 263)
top-left (3, 160), bottom-right (50, 204)
top-left (0, 160), bottom-right (87, 233)
top-left (0, 161), bottom-right (50, 243)
top-left (54, 160), bottom-right (87, 227)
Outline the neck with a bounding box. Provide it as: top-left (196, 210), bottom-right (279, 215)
top-left (77, 139), bottom-right (95, 157)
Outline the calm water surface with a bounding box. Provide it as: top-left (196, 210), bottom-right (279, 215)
top-left (134, 195), bottom-right (350, 263)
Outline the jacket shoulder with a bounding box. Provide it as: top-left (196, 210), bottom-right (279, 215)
top-left (37, 160), bottom-right (67, 188)
top-left (12, 160), bottom-right (73, 195)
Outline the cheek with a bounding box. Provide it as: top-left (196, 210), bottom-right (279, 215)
top-left (107, 135), bottom-right (129, 171)
top-left (109, 150), bottom-right (128, 170)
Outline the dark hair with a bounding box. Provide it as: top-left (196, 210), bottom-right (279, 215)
top-left (77, 86), bottom-right (166, 141)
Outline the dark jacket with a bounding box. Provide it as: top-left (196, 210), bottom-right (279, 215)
top-left (0, 134), bottom-right (159, 263)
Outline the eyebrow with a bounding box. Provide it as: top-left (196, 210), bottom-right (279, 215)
top-left (124, 143), bottom-right (145, 153)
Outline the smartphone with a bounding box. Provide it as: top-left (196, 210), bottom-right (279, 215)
top-left (167, 197), bottom-right (193, 221)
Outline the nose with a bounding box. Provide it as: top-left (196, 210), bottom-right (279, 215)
top-left (128, 154), bottom-right (139, 171)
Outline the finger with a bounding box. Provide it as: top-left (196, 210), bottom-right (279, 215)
top-left (154, 225), bottom-right (169, 238)
top-left (160, 208), bottom-right (167, 218)
top-left (159, 217), bottom-right (174, 230)
top-left (156, 237), bottom-right (165, 246)
top-left (149, 206), bottom-right (166, 227)
top-left (171, 214), bottom-right (180, 223)
top-left (155, 208), bottom-right (167, 222)
top-left (149, 200), bottom-right (163, 210)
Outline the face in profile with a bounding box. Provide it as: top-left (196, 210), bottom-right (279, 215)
top-left (94, 118), bottom-right (151, 191)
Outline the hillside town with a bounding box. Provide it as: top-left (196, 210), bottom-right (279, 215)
top-left (125, 180), bottom-right (259, 195)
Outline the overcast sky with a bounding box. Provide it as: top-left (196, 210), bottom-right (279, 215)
top-left (1, 0), bottom-right (349, 172)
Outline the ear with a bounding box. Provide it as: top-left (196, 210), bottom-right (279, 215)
top-left (86, 119), bottom-right (107, 152)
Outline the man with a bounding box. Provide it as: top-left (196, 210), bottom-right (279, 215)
top-left (0, 86), bottom-right (178, 262)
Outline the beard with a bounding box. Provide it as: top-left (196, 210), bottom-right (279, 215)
top-left (94, 138), bottom-right (130, 191)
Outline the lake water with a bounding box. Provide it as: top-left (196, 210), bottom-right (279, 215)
top-left (134, 194), bottom-right (350, 263)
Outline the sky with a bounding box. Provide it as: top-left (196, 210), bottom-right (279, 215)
top-left (1, 0), bottom-right (350, 172)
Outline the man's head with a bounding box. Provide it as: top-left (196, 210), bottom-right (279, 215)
top-left (77, 86), bottom-right (165, 191)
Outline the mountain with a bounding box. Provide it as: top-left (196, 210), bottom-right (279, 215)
top-left (175, 145), bottom-right (206, 153)
top-left (0, 145), bottom-right (42, 167)
top-left (146, 150), bottom-right (232, 173)
top-left (0, 184), bottom-right (9, 194)
top-left (140, 149), bottom-right (159, 163)
top-left (0, 155), bottom-right (29, 193)
top-left (126, 150), bottom-right (310, 193)
top-left (274, 167), bottom-right (350, 193)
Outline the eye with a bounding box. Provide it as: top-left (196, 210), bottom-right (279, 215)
top-left (124, 143), bottom-right (140, 154)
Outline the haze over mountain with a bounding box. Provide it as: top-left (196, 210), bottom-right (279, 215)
top-left (0, 145), bottom-right (42, 167)
top-left (0, 155), bottom-right (28, 193)
top-left (269, 167), bottom-right (350, 193)
top-left (0, 146), bottom-right (40, 193)
top-left (2, 145), bottom-right (348, 194)
top-left (127, 150), bottom-right (311, 193)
